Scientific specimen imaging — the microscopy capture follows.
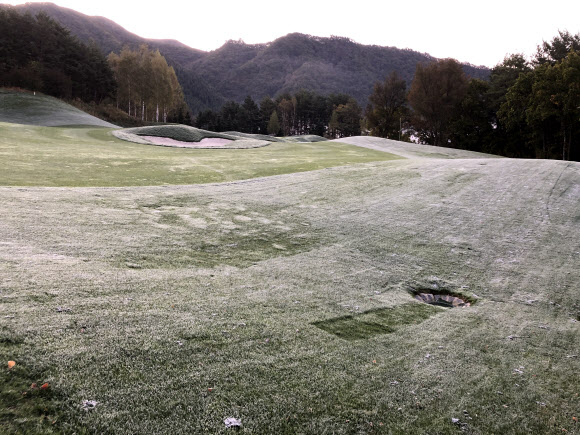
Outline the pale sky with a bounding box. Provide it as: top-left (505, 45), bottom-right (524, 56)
top-left (5, 0), bottom-right (580, 67)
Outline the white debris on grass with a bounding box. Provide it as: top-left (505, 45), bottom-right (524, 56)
top-left (82, 400), bottom-right (98, 411)
top-left (224, 417), bottom-right (242, 428)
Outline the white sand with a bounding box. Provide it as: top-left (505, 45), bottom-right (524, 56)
top-left (140, 136), bottom-right (234, 148)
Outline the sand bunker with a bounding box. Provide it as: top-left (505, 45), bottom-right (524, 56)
top-left (140, 136), bottom-right (233, 148)
top-left (112, 128), bottom-right (272, 149)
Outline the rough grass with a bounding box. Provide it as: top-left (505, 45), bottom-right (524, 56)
top-left (0, 122), bottom-right (400, 187)
top-left (0, 89), bottom-right (117, 128)
top-left (1, 128), bottom-right (579, 434)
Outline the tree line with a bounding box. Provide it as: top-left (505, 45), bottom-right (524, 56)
top-left (194, 31), bottom-right (579, 161)
top-left (0, 8), bottom-right (188, 125)
top-left (366, 31), bottom-right (580, 161)
top-left (194, 91), bottom-right (362, 138)
top-left (0, 8), bottom-right (116, 103)
top-left (107, 46), bottom-right (188, 123)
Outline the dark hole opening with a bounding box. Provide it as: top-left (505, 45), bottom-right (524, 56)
top-left (411, 289), bottom-right (475, 308)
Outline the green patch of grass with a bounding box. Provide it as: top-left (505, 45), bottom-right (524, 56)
top-left (0, 123), bottom-right (400, 187)
top-left (0, 336), bottom-right (61, 434)
top-left (313, 303), bottom-right (442, 340)
top-left (314, 317), bottom-right (395, 339)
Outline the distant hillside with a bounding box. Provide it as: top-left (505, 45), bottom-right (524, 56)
top-left (8, 3), bottom-right (490, 113)
top-left (194, 35), bottom-right (489, 107)
top-left (7, 2), bottom-right (205, 66)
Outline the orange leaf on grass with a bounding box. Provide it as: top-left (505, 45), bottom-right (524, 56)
top-left (40, 383), bottom-right (50, 390)
top-left (7, 361), bottom-right (15, 369)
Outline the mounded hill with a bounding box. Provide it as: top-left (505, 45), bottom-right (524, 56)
top-left (6, 3), bottom-right (490, 113)
top-left (0, 89), bottom-right (117, 127)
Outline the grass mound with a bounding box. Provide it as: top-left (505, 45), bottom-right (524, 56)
top-left (223, 132), bottom-right (326, 143)
top-left (283, 135), bottom-right (327, 143)
top-left (0, 89), bottom-right (117, 128)
top-left (113, 125), bottom-right (272, 149)
top-left (224, 131), bottom-right (285, 142)
top-left (121, 125), bottom-right (237, 142)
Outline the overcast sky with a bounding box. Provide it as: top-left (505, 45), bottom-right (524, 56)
top-left (5, 0), bottom-right (580, 67)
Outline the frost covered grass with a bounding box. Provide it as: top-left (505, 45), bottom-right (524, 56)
top-left (0, 89), bottom-right (117, 128)
top-left (1, 133), bottom-right (579, 433)
top-left (0, 122), bottom-right (398, 187)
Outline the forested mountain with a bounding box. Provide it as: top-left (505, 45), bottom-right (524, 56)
top-left (6, 3), bottom-right (489, 113)
top-left (0, 7), bottom-right (115, 102)
top-left (5, 2), bottom-right (205, 67)
top-left (190, 35), bottom-right (487, 108)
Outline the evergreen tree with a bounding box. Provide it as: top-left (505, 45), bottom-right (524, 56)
top-left (267, 111), bottom-right (281, 136)
top-left (184, 110), bottom-right (192, 126)
top-left (535, 30), bottom-right (580, 65)
top-left (500, 51), bottom-right (580, 160)
top-left (259, 96), bottom-right (277, 133)
top-left (366, 71), bottom-right (407, 139)
top-left (449, 79), bottom-right (494, 152)
top-left (241, 96), bottom-right (260, 133)
top-left (0, 8), bottom-right (115, 102)
top-left (408, 59), bottom-right (468, 146)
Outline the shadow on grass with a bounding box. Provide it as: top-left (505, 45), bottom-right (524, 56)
top-left (312, 303), bottom-right (442, 340)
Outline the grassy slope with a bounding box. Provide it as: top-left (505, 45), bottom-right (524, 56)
top-left (0, 123), bottom-right (399, 187)
top-left (0, 90), bottom-right (118, 128)
top-left (1, 129), bottom-right (579, 433)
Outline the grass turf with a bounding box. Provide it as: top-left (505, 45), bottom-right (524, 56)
top-left (0, 122), bottom-right (400, 187)
top-left (0, 90), bottom-right (117, 128)
top-left (1, 122), bottom-right (579, 433)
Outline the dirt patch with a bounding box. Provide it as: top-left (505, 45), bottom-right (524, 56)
top-left (140, 136), bottom-right (233, 148)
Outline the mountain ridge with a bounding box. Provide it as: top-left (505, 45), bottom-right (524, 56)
top-left (7, 3), bottom-right (490, 113)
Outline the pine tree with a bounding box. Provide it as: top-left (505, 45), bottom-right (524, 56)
top-left (267, 111), bottom-right (280, 136)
